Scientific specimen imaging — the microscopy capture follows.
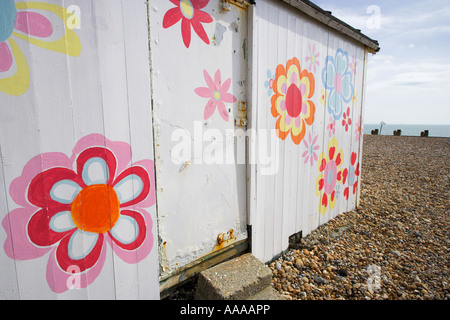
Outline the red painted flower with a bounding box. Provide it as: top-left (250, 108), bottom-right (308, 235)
top-left (162, 0), bottom-right (213, 48)
top-left (315, 138), bottom-right (346, 215)
top-left (2, 134), bottom-right (155, 293)
top-left (342, 107), bottom-right (352, 132)
top-left (343, 152), bottom-right (360, 200)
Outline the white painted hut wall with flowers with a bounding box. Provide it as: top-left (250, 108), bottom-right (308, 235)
top-left (0, 0), bottom-right (159, 299)
top-left (0, 0), bottom-right (378, 300)
top-left (248, 0), bottom-right (369, 263)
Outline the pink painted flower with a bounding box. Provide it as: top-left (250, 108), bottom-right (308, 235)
top-left (349, 56), bottom-right (358, 75)
top-left (2, 134), bottom-right (155, 293)
top-left (342, 107), bottom-right (352, 132)
top-left (305, 43), bottom-right (320, 73)
top-left (162, 0), bottom-right (213, 48)
top-left (326, 116), bottom-right (336, 137)
top-left (195, 69), bottom-right (237, 121)
top-left (355, 118), bottom-right (363, 142)
top-left (302, 132), bottom-right (320, 166)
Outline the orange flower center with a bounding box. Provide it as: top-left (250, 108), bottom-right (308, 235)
top-left (70, 184), bottom-right (120, 234)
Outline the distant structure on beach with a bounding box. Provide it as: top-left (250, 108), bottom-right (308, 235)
top-left (366, 124), bottom-right (450, 137)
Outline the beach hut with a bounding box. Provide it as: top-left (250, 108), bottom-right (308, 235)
top-left (0, 0), bottom-right (379, 299)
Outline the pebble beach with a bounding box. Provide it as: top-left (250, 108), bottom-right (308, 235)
top-left (270, 135), bottom-right (450, 300)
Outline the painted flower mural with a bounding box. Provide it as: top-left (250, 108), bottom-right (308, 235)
top-left (315, 138), bottom-right (346, 215)
top-left (342, 107), bottom-right (352, 132)
top-left (301, 132), bottom-right (320, 166)
top-left (343, 152), bottom-right (360, 200)
top-left (2, 134), bottom-right (155, 293)
top-left (0, 0), bottom-right (81, 96)
top-left (271, 57), bottom-right (316, 145)
top-left (322, 48), bottom-right (353, 120)
top-left (349, 56), bottom-right (358, 75)
top-left (264, 69), bottom-right (274, 96)
top-left (326, 116), bottom-right (336, 137)
top-left (305, 43), bottom-right (320, 73)
top-left (354, 118), bottom-right (363, 142)
top-left (320, 88), bottom-right (328, 107)
top-left (195, 69), bottom-right (237, 121)
top-left (162, 0), bottom-right (213, 48)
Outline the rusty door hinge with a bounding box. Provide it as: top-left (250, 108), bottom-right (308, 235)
top-left (235, 100), bottom-right (247, 127)
top-left (223, 0), bottom-right (255, 11)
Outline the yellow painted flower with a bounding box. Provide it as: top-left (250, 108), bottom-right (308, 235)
top-left (352, 89), bottom-right (358, 105)
top-left (0, 1), bottom-right (81, 96)
top-left (271, 57), bottom-right (316, 145)
top-left (315, 138), bottom-right (346, 215)
top-left (320, 87), bottom-right (328, 106)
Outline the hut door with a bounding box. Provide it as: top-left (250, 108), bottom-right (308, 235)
top-left (149, 0), bottom-right (250, 279)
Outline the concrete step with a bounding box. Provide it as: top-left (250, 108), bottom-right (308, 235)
top-left (194, 253), bottom-right (285, 300)
top-left (247, 285), bottom-right (286, 300)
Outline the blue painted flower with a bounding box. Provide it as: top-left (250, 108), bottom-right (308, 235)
top-left (322, 49), bottom-right (353, 120)
top-left (264, 69), bottom-right (274, 96)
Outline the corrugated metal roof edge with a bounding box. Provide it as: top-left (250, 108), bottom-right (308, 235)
top-left (266, 0), bottom-right (380, 53)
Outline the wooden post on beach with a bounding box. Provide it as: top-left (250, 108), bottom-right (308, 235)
top-left (420, 130), bottom-right (429, 137)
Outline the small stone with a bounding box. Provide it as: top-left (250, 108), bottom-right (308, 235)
top-left (338, 269), bottom-right (348, 277)
top-left (275, 262), bottom-right (282, 271)
top-left (302, 277), bottom-right (309, 284)
top-left (294, 259), bottom-right (304, 269)
top-left (314, 276), bottom-right (327, 285)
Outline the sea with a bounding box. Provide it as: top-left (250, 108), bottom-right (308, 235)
top-left (364, 124), bottom-right (450, 138)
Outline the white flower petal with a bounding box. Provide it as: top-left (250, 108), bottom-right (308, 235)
top-left (110, 215), bottom-right (139, 245)
top-left (82, 157), bottom-right (109, 185)
top-left (49, 211), bottom-right (76, 232)
top-left (50, 180), bottom-right (81, 204)
top-left (68, 230), bottom-right (99, 260)
top-left (113, 174), bottom-right (143, 204)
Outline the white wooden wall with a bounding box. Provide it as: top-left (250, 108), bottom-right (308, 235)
top-left (0, 0), bottom-right (159, 299)
top-left (249, 0), bottom-right (367, 262)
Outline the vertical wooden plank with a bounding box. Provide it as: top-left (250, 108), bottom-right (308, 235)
top-left (248, 1), bottom-right (265, 261)
top-left (0, 146), bottom-right (20, 299)
top-left (93, 0), bottom-right (137, 300)
top-left (283, 10), bottom-right (299, 246)
top-left (356, 48), bottom-right (368, 209)
top-left (317, 30), bottom-right (336, 230)
top-left (346, 45), bottom-right (364, 213)
top-left (261, 0), bottom-right (276, 262)
top-left (301, 17), bottom-right (328, 238)
top-left (62, 0), bottom-right (115, 300)
top-left (272, 3), bottom-right (287, 258)
top-left (120, 0), bottom-right (159, 300)
top-left (0, 7), bottom-right (60, 297)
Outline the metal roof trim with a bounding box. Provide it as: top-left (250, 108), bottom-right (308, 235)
top-left (274, 0), bottom-right (380, 53)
